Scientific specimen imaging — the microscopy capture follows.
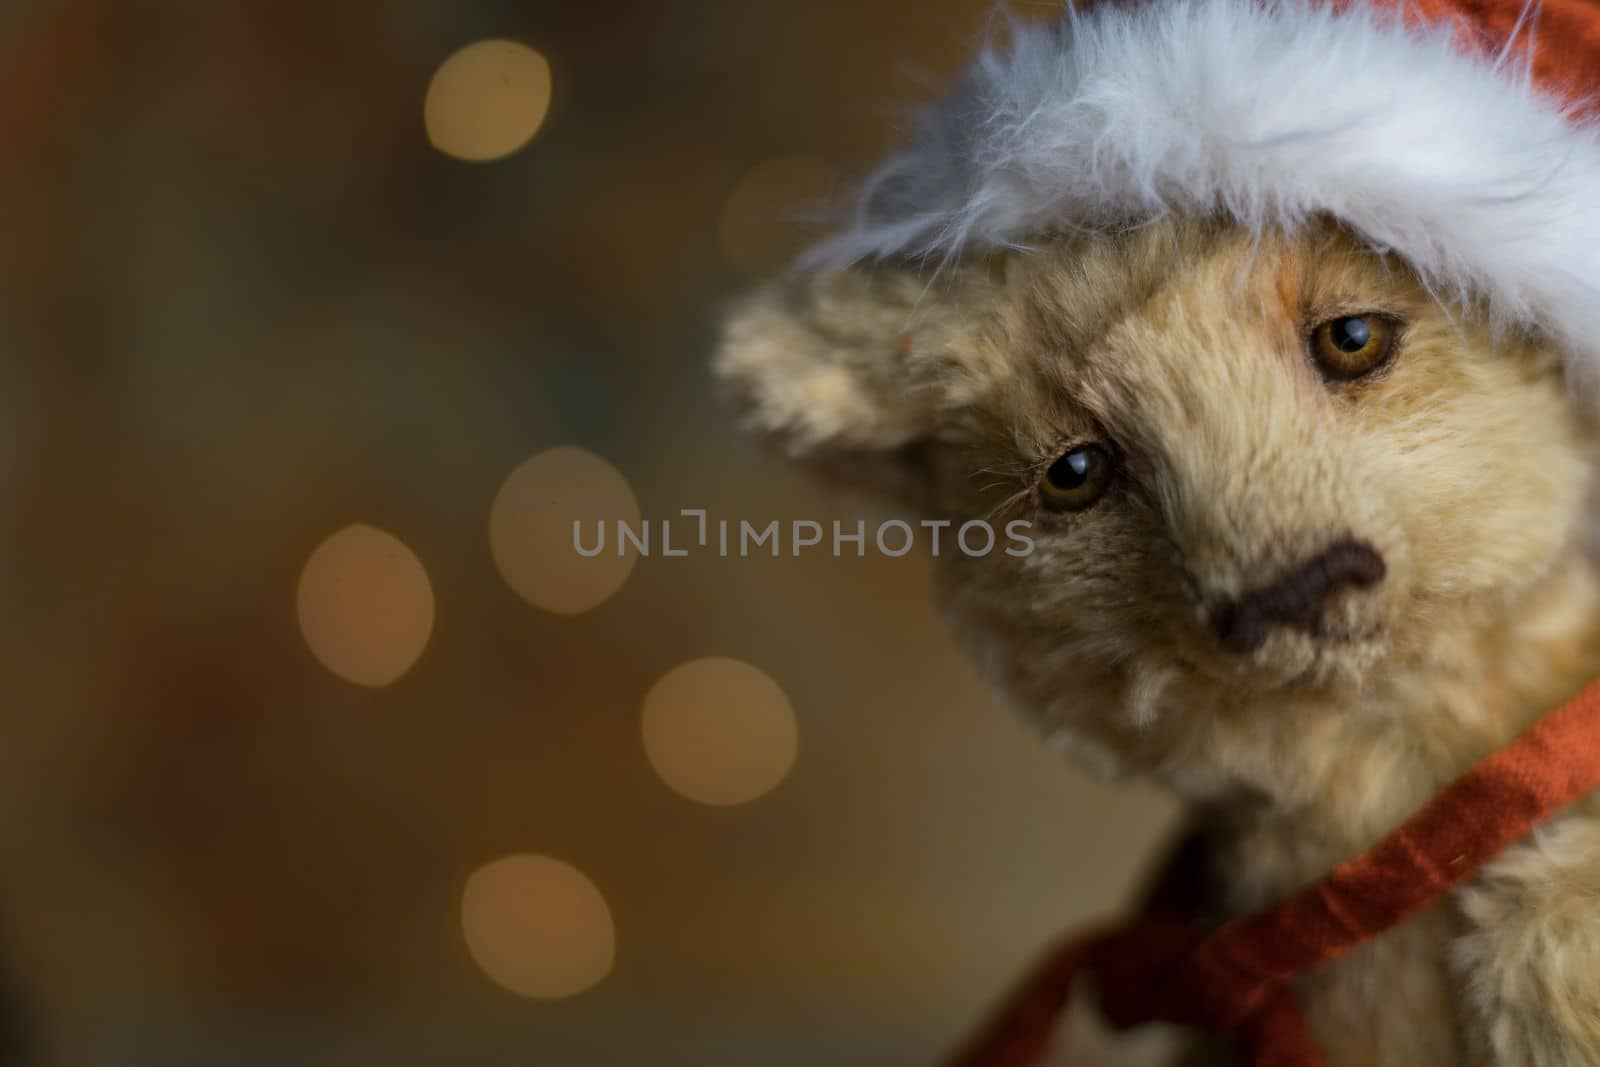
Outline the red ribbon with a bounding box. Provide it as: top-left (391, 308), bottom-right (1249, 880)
top-left (950, 674), bottom-right (1600, 1067)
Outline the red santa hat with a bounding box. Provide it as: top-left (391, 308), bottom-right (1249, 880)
top-left (808, 0), bottom-right (1600, 385)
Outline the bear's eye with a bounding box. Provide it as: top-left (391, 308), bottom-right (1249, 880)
top-left (1309, 314), bottom-right (1399, 381)
top-left (1039, 444), bottom-right (1113, 512)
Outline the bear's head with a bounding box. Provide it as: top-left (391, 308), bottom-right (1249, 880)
top-left (717, 217), bottom-right (1598, 785)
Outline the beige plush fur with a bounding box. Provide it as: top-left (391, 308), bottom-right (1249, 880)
top-left (717, 218), bottom-right (1600, 1065)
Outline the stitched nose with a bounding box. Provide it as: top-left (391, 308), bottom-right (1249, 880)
top-left (1209, 539), bottom-right (1387, 655)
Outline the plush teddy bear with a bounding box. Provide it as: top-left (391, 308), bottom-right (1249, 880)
top-left (716, 0), bottom-right (1600, 1064)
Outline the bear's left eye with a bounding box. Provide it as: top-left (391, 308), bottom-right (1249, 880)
top-left (1038, 444), bottom-right (1113, 512)
top-left (1309, 314), bottom-right (1399, 381)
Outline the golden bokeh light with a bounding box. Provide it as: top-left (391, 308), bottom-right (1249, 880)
top-left (461, 854), bottom-right (615, 999)
top-left (642, 658), bottom-right (798, 806)
top-left (489, 446), bottom-right (641, 615)
top-left (297, 524), bottom-right (434, 687)
top-left (718, 156), bottom-right (839, 275)
top-left (424, 39), bottom-right (552, 163)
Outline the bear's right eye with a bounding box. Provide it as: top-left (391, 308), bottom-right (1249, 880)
top-left (1309, 314), bottom-right (1399, 381)
top-left (1039, 444), bottom-right (1113, 512)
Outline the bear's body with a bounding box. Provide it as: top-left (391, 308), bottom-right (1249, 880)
top-left (720, 219), bottom-right (1600, 1063)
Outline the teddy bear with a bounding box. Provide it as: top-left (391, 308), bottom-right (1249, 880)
top-left (714, 0), bottom-right (1600, 1063)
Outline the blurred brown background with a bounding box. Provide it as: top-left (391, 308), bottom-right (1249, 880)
top-left (0, 2), bottom-right (1176, 1064)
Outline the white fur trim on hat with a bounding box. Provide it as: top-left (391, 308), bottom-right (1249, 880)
top-left (806, 0), bottom-right (1600, 386)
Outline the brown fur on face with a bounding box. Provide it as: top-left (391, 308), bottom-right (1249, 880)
top-left (717, 217), bottom-right (1600, 1065)
top-left (722, 219), bottom-right (1595, 763)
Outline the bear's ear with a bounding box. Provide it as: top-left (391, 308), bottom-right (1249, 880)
top-left (715, 267), bottom-right (972, 509)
